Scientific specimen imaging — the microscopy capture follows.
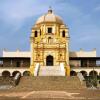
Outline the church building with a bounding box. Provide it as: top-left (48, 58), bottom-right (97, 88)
top-left (30, 8), bottom-right (70, 76)
top-left (0, 8), bottom-right (100, 77)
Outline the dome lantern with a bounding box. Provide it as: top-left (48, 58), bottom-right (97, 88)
top-left (48, 6), bottom-right (53, 14)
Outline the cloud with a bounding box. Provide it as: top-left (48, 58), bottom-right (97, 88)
top-left (0, 0), bottom-right (59, 22)
top-left (0, 1), bottom-right (38, 23)
top-left (0, 0), bottom-right (83, 24)
top-left (94, 5), bottom-right (100, 11)
top-left (0, 0), bottom-right (46, 37)
top-left (0, 0), bottom-right (60, 51)
top-left (0, 0), bottom-right (60, 33)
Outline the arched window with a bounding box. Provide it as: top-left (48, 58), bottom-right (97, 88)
top-left (35, 31), bottom-right (38, 37)
top-left (62, 30), bottom-right (65, 37)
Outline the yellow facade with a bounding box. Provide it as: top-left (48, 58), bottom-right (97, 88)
top-left (30, 8), bottom-right (70, 76)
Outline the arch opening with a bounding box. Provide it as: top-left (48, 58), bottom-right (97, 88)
top-left (70, 71), bottom-right (77, 76)
top-left (12, 71), bottom-right (21, 77)
top-left (46, 55), bottom-right (53, 66)
top-left (89, 70), bottom-right (98, 76)
top-left (80, 71), bottom-right (87, 76)
top-left (2, 71), bottom-right (10, 77)
top-left (35, 31), bottom-right (38, 37)
top-left (62, 30), bottom-right (65, 37)
top-left (23, 71), bottom-right (30, 76)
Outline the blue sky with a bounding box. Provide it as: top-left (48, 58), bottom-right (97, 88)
top-left (0, 0), bottom-right (100, 56)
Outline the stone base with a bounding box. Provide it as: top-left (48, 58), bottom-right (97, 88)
top-left (65, 66), bottom-right (70, 76)
top-left (29, 65), bottom-right (34, 76)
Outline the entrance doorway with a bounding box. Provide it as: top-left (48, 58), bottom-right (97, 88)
top-left (46, 55), bottom-right (53, 66)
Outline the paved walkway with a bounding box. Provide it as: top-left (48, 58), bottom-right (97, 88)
top-left (0, 90), bottom-right (100, 100)
top-left (22, 91), bottom-right (82, 99)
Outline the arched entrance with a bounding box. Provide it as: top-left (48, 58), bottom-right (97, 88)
top-left (46, 55), bottom-right (53, 66)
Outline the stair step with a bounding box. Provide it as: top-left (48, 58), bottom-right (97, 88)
top-left (15, 76), bottom-right (86, 91)
top-left (38, 66), bottom-right (65, 76)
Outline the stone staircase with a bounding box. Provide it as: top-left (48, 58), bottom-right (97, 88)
top-left (13, 76), bottom-right (86, 91)
top-left (38, 66), bottom-right (65, 76)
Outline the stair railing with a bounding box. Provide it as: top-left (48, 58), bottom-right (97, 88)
top-left (34, 63), bottom-right (40, 76)
top-left (60, 63), bottom-right (65, 76)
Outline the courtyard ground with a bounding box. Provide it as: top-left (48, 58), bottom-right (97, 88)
top-left (0, 76), bottom-right (99, 100)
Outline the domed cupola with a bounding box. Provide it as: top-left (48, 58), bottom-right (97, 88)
top-left (36, 8), bottom-right (64, 25)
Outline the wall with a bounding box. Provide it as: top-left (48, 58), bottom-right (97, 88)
top-left (70, 49), bottom-right (96, 57)
top-left (3, 50), bottom-right (31, 57)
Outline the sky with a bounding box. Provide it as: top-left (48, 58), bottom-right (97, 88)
top-left (0, 0), bottom-right (100, 56)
